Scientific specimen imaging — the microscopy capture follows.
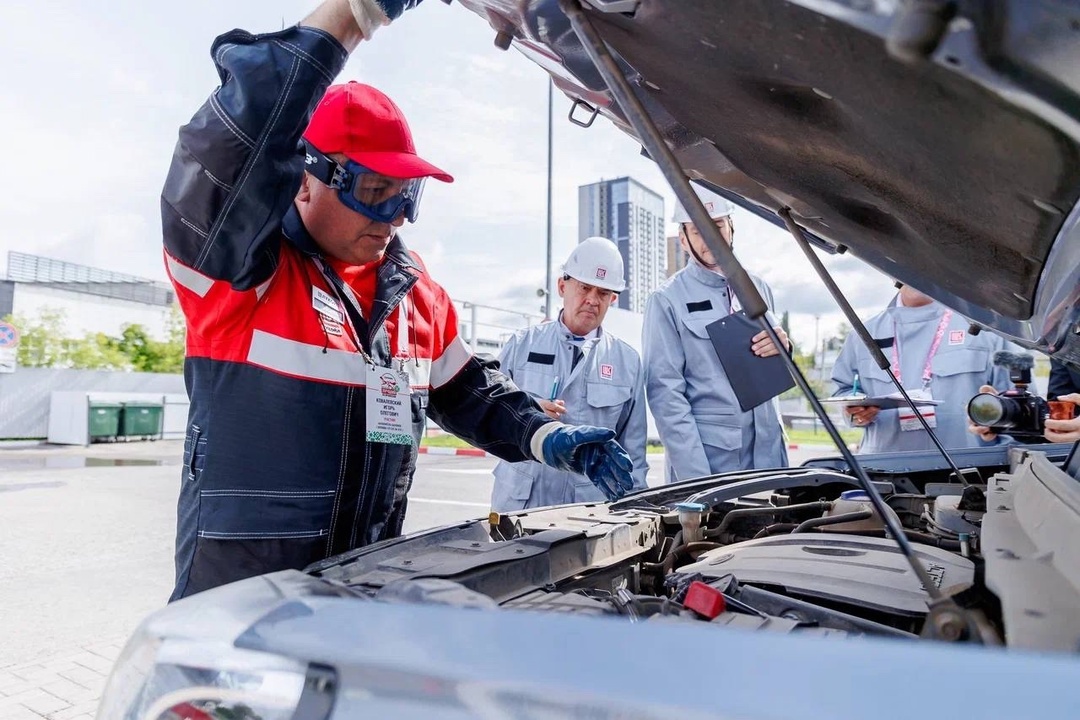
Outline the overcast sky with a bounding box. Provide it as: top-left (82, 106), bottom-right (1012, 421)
top-left (1, 1), bottom-right (896, 350)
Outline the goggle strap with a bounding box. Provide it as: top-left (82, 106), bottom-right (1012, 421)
top-left (300, 141), bottom-right (350, 190)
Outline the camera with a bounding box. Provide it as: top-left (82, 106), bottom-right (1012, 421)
top-left (967, 351), bottom-right (1048, 439)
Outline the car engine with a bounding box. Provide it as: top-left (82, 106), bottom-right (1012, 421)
top-left (310, 445), bottom-right (1080, 649)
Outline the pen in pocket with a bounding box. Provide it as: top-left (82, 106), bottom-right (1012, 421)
top-left (549, 375), bottom-right (560, 400)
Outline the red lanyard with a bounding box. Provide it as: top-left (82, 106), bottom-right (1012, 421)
top-left (891, 309), bottom-right (952, 387)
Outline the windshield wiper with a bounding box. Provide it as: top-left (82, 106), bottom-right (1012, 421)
top-left (559, 0), bottom-right (983, 642)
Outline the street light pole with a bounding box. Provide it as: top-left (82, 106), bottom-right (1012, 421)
top-left (544, 78), bottom-right (554, 321)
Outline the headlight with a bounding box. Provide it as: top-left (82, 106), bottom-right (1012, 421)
top-left (96, 626), bottom-right (325, 720)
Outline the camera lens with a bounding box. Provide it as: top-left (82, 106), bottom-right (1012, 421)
top-left (968, 393), bottom-right (1007, 427)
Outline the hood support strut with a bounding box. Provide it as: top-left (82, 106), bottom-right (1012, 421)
top-left (778, 209), bottom-right (976, 489)
top-left (558, 0), bottom-right (984, 642)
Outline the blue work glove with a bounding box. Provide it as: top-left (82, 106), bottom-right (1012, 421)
top-left (348, 0), bottom-right (425, 38)
top-left (541, 425), bottom-right (635, 502)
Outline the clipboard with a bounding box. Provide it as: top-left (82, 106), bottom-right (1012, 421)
top-left (705, 311), bottom-right (796, 412)
top-left (821, 394), bottom-right (941, 410)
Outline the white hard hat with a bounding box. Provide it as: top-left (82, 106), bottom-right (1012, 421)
top-left (563, 236), bottom-right (626, 292)
top-left (672, 185), bottom-right (734, 225)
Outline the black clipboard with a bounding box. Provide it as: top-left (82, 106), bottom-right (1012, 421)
top-left (705, 311), bottom-right (796, 412)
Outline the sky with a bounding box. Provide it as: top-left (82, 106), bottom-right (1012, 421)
top-left (0, 0), bottom-right (896, 352)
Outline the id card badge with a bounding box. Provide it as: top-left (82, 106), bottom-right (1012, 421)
top-left (365, 364), bottom-right (414, 445)
top-left (898, 388), bottom-right (937, 431)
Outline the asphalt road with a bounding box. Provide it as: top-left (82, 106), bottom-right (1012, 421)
top-left (0, 440), bottom-right (833, 669)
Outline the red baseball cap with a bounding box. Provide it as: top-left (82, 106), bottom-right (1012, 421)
top-left (303, 82), bottom-right (453, 183)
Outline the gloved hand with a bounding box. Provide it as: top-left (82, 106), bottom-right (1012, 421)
top-left (540, 425), bottom-right (635, 501)
top-left (348, 0), bottom-right (424, 39)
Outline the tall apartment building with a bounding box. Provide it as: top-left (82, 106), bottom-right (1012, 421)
top-left (666, 233), bottom-right (688, 278)
top-left (577, 177), bottom-right (666, 312)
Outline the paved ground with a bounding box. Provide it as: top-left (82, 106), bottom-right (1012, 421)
top-left (0, 439), bottom-right (833, 719)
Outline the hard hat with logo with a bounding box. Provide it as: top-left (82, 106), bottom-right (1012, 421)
top-left (563, 237), bottom-right (626, 292)
top-left (671, 185), bottom-right (734, 225)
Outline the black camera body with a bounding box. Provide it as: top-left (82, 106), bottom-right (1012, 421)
top-left (967, 351), bottom-right (1048, 439)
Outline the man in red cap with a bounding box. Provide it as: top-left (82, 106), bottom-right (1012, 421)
top-left (162, 0), bottom-right (634, 600)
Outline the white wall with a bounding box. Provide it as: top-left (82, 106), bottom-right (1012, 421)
top-left (13, 284), bottom-right (174, 340)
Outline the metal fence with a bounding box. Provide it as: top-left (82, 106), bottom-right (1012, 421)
top-left (0, 368), bottom-right (186, 440)
top-left (0, 299), bottom-right (540, 440)
top-left (453, 300), bottom-right (545, 354)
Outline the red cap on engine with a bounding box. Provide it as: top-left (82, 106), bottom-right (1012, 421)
top-left (684, 581), bottom-right (727, 619)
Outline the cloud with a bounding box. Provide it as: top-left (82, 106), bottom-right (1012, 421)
top-left (0, 0), bottom-right (887, 359)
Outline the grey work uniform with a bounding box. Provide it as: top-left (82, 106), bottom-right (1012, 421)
top-left (830, 298), bottom-right (1013, 453)
top-left (491, 317), bottom-right (649, 511)
top-left (643, 261), bottom-right (788, 482)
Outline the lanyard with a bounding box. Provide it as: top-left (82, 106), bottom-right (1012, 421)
top-left (312, 257), bottom-right (376, 367)
top-left (891, 309), bottom-right (952, 387)
top-left (395, 294), bottom-right (411, 358)
top-left (313, 257), bottom-right (413, 367)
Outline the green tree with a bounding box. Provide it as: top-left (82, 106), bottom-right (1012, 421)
top-left (2, 306), bottom-right (186, 373)
top-left (779, 310), bottom-right (802, 356)
top-left (158, 304), bottom-right (186, 373)
top-left (3, 308), bottom-right (69, 367)
top-left (115, 324), bottom-right (162, 371)
top-left (65, 332), bottom-right (130, 370)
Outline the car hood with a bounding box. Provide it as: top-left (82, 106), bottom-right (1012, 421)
top-left (455, 0), bottom-right (1080, 363)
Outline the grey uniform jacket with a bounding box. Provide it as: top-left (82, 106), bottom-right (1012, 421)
top-left (830, 298), bottom-right (1013, 453)
top-left (643, 261), bottom-right (788, 482)
top-left (492, 319), bottom-right (649, 511)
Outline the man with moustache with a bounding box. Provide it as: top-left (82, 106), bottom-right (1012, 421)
top-left (162, 0), bottom-right (633, 600)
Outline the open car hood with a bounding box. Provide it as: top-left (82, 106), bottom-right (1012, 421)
top-left (456, 0), bottom-right (1080, 364)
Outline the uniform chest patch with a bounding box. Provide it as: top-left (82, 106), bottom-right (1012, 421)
top-left (312, 286), bottom-right (343, 323)
top-left (600, 363), bottom-right (614, 379)
top-left (320, 316), bottom-right (344, 337)
top-left (948, 330), bottom-right (965, 345)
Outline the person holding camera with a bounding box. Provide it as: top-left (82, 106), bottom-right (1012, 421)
top-left (969, 367), bottom-right (1080, 444)
top-left (831, 283), bottom-right (1013, 453)
top-left (1044, 393), bottom-right (1080, 442)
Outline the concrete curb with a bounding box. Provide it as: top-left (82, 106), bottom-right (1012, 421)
top-left (418, 446), bottom-right (489, 457)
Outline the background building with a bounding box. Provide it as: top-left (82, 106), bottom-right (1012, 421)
top-left (666, 232), bottom-right (688, 278)
top-left (0, 252), bottom-right (176, 340)
top-left (578, 178), bottom-right (666, 312)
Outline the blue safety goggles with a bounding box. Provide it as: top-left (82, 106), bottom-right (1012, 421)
top-left (301, 141), bottom-right (426, 223)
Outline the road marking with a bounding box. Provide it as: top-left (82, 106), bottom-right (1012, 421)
top-left (410, 497), bottom-right (490, 508)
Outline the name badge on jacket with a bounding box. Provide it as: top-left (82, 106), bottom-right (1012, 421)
top-left (312, 286), bottom-right (344, 323)
top-left (366, 365), bottom-right (413, 445)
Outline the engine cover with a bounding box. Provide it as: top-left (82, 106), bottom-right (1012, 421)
top-left (679, 534), bottom-right (974, 616)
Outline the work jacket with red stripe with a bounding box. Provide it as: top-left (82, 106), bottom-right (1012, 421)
top-left (161, 24), bottom-right (549, 599)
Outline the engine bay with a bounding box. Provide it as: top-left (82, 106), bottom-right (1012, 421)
top-left (310, 445), bottom-right (1080, 650)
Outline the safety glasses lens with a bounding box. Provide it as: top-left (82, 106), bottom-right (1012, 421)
top-left (344, 173), bottom-right (425, 223)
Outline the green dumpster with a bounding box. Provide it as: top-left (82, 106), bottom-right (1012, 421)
top-left (119, 402), bottom-right (164, 439)
top-left (88, 402), bottom-right (123, 441)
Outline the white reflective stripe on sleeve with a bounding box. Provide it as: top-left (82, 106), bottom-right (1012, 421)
top-left (405, 358), bottom-right (432, 389)
top-left (429, 336), bottom-right (472, 389)
top-left (165, 253), bottom-right (214, 298)
top-left (247, 330), bottom-right (367, 385)
top-left (529, 421), bottom-right (565, 463)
